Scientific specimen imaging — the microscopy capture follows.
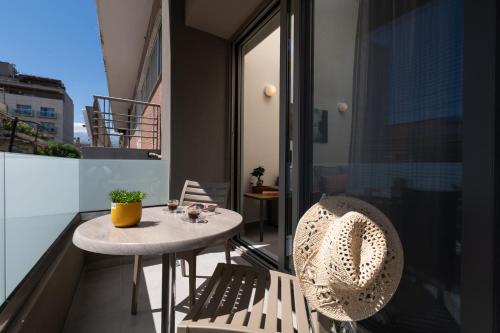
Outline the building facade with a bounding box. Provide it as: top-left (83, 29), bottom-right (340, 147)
top-left (129, 13), bottom-right (162, 150)
top-left (0, 61), bottom-right (74, 143)
top-left (82, 105), bottom-right (111, 147)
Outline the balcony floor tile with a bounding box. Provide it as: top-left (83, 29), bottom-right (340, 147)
top-left (63, 245), bottom-right (249, 333)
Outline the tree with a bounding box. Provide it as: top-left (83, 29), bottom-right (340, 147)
top-left (38, 142), bottom-right (81, 158)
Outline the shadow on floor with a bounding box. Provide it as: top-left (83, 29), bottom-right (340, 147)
top-left (63, 246), bottom-right (247, 333)
top-left (175, 279), bottom-right (210, 315)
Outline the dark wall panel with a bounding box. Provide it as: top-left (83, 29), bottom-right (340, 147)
top-left (170, 0), bottom-right (229, 198)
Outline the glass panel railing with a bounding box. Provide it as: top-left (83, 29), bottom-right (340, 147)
top-left (0, 153), bottom-right (5, 301)
top-left (4, 153), bottom-right (79, 295)
top-left (79, 159), bottom-right (168, 212)
top-left (0, 154), bottom-right (169, 301)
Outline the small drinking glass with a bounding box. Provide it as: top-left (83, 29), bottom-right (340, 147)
top-left (187, 206), bottom-right (202, 222)
top-left (167, 199), bottom-right (179, 212)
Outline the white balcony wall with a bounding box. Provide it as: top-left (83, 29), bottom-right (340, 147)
top-left (79, 159), bottom-right (168, 211)
top-left (0, 154), bottom-right (169, 302)
top-left (4, 154), bottom-right (79, 295)
top-left (0, 153), bottom-right (5, 301)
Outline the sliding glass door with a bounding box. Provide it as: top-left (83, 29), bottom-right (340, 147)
top-left (310, 1), bottom-right (463, 331)
top-left (295, 0), bottom-right (497, 331)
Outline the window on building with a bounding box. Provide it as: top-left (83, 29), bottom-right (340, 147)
top-left (140, 28), bottom-right (161, 102)
top-left (39, 107), bottom-right (56, 118)
top-left (132, 26), bottom-right (162, 129)
top-left (15, 104), bottom-right (33, 116)
top-left (40, 122), bottom-right (57, 134)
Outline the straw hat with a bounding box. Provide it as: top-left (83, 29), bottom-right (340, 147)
top-left (293, 196), bottom-right (404, 321)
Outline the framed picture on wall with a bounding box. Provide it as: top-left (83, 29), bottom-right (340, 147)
top-left (313, 108), bottom-right (328, 143)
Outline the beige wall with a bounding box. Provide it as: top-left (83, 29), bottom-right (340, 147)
top-left (242, 27), bottom-right (280, 222)
top-left (312, 0), bottom-right (359, 165)
top-left (62, 93), bottom-right (74, 143)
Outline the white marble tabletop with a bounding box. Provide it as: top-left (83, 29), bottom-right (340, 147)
top-left (73, 206), bottom-right (243, 255)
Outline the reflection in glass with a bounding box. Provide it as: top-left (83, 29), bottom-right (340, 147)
top-left (311, 0), bottom-right (463, 332)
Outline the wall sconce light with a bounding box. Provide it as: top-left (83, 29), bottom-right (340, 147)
top-left (264, 84), bottom-right (277, 97)
top-left (337, 102), bottom-right (348, 113)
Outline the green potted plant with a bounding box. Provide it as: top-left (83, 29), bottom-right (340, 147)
top-left (251, 166), bottom-right (266, 193)
top-left (108, 189), bottom-right (146, 227)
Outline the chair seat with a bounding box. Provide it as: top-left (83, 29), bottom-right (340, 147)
top-left (178, 263), bottom-right (314, 333)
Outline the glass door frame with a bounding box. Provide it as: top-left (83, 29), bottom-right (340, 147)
top-left (228, 0), bottom-right (291, 270)
top-left (291, 0), bottom-right (498, 331)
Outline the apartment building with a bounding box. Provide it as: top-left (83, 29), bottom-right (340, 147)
top-left (0, 61), bottom-right (74, 143)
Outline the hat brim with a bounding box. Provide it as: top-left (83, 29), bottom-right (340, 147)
top-left (293, 196), bottom-right (404, 321)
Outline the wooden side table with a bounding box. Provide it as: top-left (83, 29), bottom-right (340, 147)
top-left (243, 192), bottom-right (279, 242)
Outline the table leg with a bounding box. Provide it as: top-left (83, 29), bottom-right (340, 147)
top-left (259, 200), bottom-right (264, 242)
top-left (131, 255), bottom-right (142, 315)
top-left (161, 253), bottom-right (176, 333)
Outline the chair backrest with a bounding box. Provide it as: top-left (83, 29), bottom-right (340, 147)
top-left (179, 180), bottom-right (230, 208)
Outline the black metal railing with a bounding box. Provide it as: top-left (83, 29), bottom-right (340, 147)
top-left (0, 109), bottom-right (49, 153)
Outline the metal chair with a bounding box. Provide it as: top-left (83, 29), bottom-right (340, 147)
top-left (131, 180), bottom-right (231, 314)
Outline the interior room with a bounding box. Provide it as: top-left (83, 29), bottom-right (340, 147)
top-left (239, 16), bottom-right (281, 261)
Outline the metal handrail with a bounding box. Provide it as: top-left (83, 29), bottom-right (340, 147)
top-left (93, 95), bottom-right (160, 107)
top-left (92, 110), bottom-right (159, 121)
top-left (90, 95), bottom-right (161, 150)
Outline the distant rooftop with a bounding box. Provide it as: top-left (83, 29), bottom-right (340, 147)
top-left (0, 61), bottom-right (17, 78)
top-left (0, 61), bottom-right (66, 90)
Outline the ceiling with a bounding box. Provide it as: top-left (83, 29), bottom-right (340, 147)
top-left (96, 0), bottom-right (268, 130)
top-left (185, 0), bottom-right (268, 40)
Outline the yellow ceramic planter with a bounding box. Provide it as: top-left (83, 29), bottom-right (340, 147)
top-left (110, 202), bottom-right (142, 227)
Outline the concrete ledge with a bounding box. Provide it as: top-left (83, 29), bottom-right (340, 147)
top-left (8, 238), bottom-right (84, 333)
top-left (81, 147), bottom-right (160, 160)
top-left (0, 215), bottom-right (84, 333)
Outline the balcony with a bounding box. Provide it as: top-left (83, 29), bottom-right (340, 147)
top-left (40, 123), bottom-right (57, 134)
top-left (0, 153), bottom-right (170, 331)
top-left (13, 108), bottom-right (34, 117)
top-left (90, 95), bottom-right (161, 150)
top-left (43, 127), bottom-right (57, 134)
top-left (38, 110), bottom-right (57, 119)
top-left (0, 151), bottom-right (268, 333)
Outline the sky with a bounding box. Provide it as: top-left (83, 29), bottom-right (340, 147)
top-left (0, 0), bottom-right (108, 143)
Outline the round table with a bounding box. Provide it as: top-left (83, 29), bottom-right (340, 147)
top-left (73, 206), bottom-right (243, 333)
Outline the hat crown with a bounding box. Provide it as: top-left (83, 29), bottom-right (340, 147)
top-left (315, 211), bottom-right (387, 291)
top-left (293, 196), bottom-right (404, 321)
